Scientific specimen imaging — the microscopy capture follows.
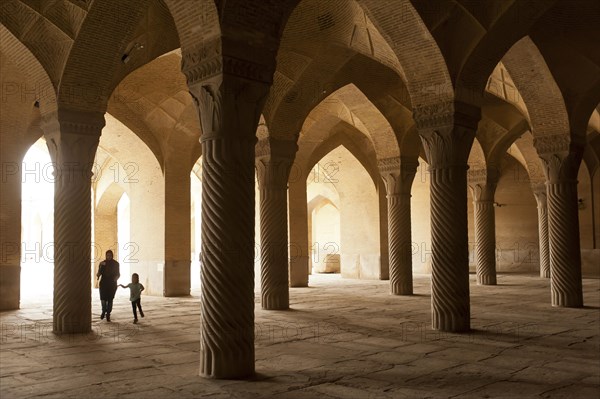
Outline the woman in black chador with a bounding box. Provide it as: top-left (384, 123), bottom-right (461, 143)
top-left (97, 250), bottom-right (120, 322)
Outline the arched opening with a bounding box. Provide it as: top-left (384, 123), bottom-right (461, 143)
top-left (410, 157), bottom-right (433, 274)
top-left (94, 114), bottom-right (165, 296)
top-left (20, 138), bottom-right (54, 304)
top-left (309, 198), bottom-right (341, 273)
top-left (307, 145), bottom-right (380, 280)
top-left (93, 185), bottom-right (131, 306)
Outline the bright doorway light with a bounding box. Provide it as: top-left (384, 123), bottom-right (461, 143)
top-left (21, 138), bottom-right (54, 302)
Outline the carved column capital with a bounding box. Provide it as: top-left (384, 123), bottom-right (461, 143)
top-left (183, 37), bottom-right (276, 87)
top-left (419, 128), bottom-right (476, 170)
top-left (414, 101), bottom-right (480, 170)
top-left (41, 109), bottom-right (104, 179)
top-left (42, 109), bottom-right (105, 136)
top-left (468, 168), bottom-right (500, 202)
top-left (255, 138), bottom-right (298, 189)
top-left (413, 101), bottom-right (480, 132)
top-left (531, 182), bottom-right (547, 206)
top-left (534, 135), bottom-right (583, 183)
top-left (189, 78), bottom-right (270, 143)
top-left (413, 101), bottom-right (455, 131)
top-left (378, 156), bottom-right (418, 196)
top-left (182, 38), bottom-right (223, 85)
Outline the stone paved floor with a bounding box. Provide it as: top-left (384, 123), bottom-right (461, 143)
top-left (1, 273), bottom-right (599, 399)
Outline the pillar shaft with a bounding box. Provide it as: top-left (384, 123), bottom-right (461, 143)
top-left (200, 135), bottom-right (255, 378)
top-left (256, 139), bottom-right (297, 309)
top-left (43, 110), bottom-right (104, 334)
top-left (429, 165), bottom-right (471, 331)
top-left (547, 180), bottom-right (582, 306)
top-left (257, 178), bottom-right (289, 309)
top-left (379, 157), bottom-right (417, 295)
top-left (417, 109), bottom-right (477, 332)
top-left (473, 200), bottom-right (496, 285)
top-left (532, 184), bottom-right (550, 278)
top-left (388, 193), bottom-right (413, 294)
top-left (469, 176), bottom-right (498, 286)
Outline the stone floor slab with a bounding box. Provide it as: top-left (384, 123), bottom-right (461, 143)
top-left (1, 274), bottom-right (598, 398)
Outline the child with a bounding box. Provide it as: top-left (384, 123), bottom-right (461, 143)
top-left (119, 273), bottom-right (145, 323)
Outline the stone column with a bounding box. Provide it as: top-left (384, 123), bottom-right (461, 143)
top-left (188, 64), bottom-right (271, 377)
top-left (378, 182), bottom-right (390, 280)
top-left (468, 169), bottom-right (499, 285)
top-left (288, 170), bottom-right (309, 287)
top-left (416, 104), bottom-right (477, 332)
top-left (532, 183), bottom-right (550, 278)
top-left (42, 110), bottom-right (104, 334)
top-left (378, 157), bottom-right (418, 295)
top-left (164, 151), bottom-right (192, 296)
top-left (537, 136), bottom-right (584, 307)
top-left (255, 138), bottom-right (298, 310)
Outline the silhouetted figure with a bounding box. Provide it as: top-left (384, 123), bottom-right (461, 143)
top-left (120, 273), bottom-right (145, 323)
top-left (97, 250), bottom-right (120, 322)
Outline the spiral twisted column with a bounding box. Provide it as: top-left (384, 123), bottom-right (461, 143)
top-left (378, 157), bottom-right (418, 295)
top-left (469, 173), bottom-right (499, 286)
top-left (416, 105), bottom-right (477, 332)
top-left (537, 136), bottom-right (584, 307)
top-left (256, 138), bottom-right (298, 310)
top-left (429, 165), bottom-right (471, 331)
top-left (200, 136), bottom-right (256, 377)
top-left (42, 110), bottom-right (104, 334)
top-left (473, 199), bottom-right (496, 285)
top-left (532, 183), bottom-right (550, 278)
top-left (189, 72), bottom-right (271, 378)
top-left (547, 181), bottom-right (582, 306)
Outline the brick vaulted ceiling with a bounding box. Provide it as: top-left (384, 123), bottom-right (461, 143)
top-left (0, 0), bottom-right (599, 172)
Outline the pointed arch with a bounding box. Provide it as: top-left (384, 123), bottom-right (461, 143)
top-left (502, 37), bottom-right (570, 138)
top-left (356, 0), bottom-right (453, 108)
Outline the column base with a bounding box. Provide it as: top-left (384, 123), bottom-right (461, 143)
top-left (551, 291), bottom-right (583, 308)
top-left (290, 256), bottom-right (309, 287)
top-left (261, 294), bottom-right (289, 310)
top-left (432, 311), bottom-right (470, 332)
top-left (200, 350), bottom-right (254, 379)
top-left (391, 283), bottom-right (413, 295)
top-left (53, 317), bottom-right (92, 334)
top-left (0, 264), bottom-right (20, 310)
top-left (477, 275), bottom-right (497, 285)
top-left (164, 260), bottom-right (191, 297)
top-left (290, 283), bottom-right (308, 288)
